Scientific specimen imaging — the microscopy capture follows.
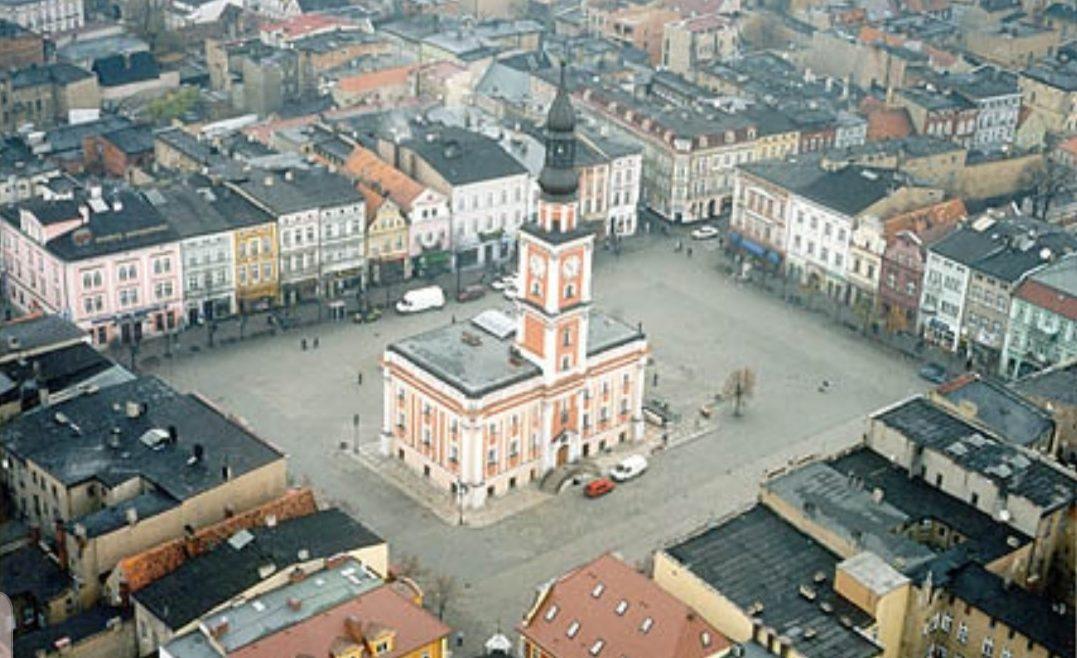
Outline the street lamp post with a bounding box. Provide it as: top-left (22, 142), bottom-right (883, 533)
top-left (456, 479), bottom-right (468, 526)
top-left (352, 413), bottom-right (360, 452)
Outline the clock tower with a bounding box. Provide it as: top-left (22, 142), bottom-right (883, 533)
top-left (516, 64), bottom-right (594, 382)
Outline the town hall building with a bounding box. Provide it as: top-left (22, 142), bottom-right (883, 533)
top-left (380, 69), bottom-right (650, 509)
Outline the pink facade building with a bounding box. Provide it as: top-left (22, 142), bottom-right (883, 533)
top-left (380, 70), bottom-right (649, 509)
top-left (1, 191), bottom-right (183, 346)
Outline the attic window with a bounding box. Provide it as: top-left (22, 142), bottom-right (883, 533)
top-left (615, 600), bottom-right (628, 615)
top-left (567, 621), bottom-right (580, 638)
top-left (591, 583), bottom-right (605, 598)
top-left (640, 617), bottom-right (653, 633)
top-left (545, 605), bottom-right (559, 621)
top-left (702, 632), bottom-right (712, 647)
top-left (589, 639), bottom-right (604, 655)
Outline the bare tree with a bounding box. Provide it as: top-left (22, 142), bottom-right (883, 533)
top-left (123, 0), bottom-right (179, 54)
top-left (428, 574), bottom-right (458, 620)
top-left (393, 554), bottom-right (425, 581)
top-left (1021, 159), bottom-right (1074, 220)
top-left (722, 368), bottom-right (757, 417)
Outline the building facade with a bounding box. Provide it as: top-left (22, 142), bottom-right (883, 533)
top-left (0, 0), bottom-right (83, 33)
top-left (1001, 254), bottom-right (1077, 379)
top-left (1, 192), bottom-right (184, 346)
top-left (380, 72), bottom-right (648, 508)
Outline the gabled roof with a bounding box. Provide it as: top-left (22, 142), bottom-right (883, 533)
top-left (520, 553), bottom-right (729, 658)
top-left (935, 374), bottom-right (1055, 447)
top-left (1013, 254), bottom-right (1077, 320)
top-left (133, 509), bottom-right (383, 630)
top-left (0, 314), bottom-right (86, 360)
top-left (92, 52), bottom-right (160, 87)
top-left (344, 145), bottom-right (426, 210)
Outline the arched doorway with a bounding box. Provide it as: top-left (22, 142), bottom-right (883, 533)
top-left (556, 444), bottom-right (569, 466)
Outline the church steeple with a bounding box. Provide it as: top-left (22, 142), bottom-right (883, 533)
top-left (515, 60), bottom-right (594, 380)
top-left (537, 63), bottom-right (579, 207)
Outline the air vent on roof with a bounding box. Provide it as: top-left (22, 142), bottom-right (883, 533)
top-left (54, 412), bottom-right (70, 426)
top-left (140, 428), bottom-right (170, 450)
top-left (799, 585), bottom-right (817, 601)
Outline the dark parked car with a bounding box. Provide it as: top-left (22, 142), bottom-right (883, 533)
top-left (918, 362), bottom-right (948, 384)
top-left (456, 284), bottom-right (487, 303)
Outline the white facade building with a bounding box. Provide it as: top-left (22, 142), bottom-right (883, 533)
top-left (0, 0), bottom-right (83, 33)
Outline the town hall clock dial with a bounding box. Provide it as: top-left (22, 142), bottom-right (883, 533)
top-left (562, 256), bottom-right (580, 278)
top-left (529, 254), bottom-right (547, 278)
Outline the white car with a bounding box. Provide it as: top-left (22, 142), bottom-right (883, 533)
top-left (610, 455), bottom-right (648, 482)
top-left (690, 225), bottom-right (720, 240)
top-left (395, 286), bottom-right (446, 314)
top-left (490, 275), bottom-right (517, 291)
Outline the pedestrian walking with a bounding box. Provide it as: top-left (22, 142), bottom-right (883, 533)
top-left (687, 246), bottom-right (693, 258)
top-left (357, 372), bottom-right (363, 386)
top-left (313, 336), bottom-right (320, 349)
top-left (301, 337), bottom-right (308, 351)
top-left (652, 371), bottom-right (659, 387)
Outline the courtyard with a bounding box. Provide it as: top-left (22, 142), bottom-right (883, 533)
top-left (150, 230), bottom-right (926, 654)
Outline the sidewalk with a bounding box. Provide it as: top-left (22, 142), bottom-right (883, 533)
top-left (348, 413), bottom-right (718, 528)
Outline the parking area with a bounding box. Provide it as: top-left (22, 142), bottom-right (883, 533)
top-left (150, 229), bottom-right (927, 655)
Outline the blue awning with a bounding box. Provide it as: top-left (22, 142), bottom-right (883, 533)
top-left (766, 250), bottom-right (781, 265)
top-left (740, 237), bottom-right (767, 258)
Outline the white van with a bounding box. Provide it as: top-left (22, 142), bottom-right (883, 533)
top-left (610, 455), bottom-right (648, 482)
top-left (395, 286), bottom-right (446, 314)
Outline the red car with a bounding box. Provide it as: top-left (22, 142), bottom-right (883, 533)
top-left (584, 478), bottom-right (616, 498)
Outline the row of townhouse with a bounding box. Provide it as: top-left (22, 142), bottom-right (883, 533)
top-left (0, 166), bottom-right (369, 344)
top-left (728, 159), bottom-right (948, 304)
top-left (917, 212), bottom-right (1077, 375)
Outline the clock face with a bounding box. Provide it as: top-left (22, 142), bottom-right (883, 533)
top-left (529, 254), bottom-right (547, 277)
top-left (562, 256), bottom-right (580, 278)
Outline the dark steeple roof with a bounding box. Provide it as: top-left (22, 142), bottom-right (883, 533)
top-left (538, 62), bottom-right (579, 201)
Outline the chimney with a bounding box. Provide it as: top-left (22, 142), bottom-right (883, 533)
top-left (287, 597), bottom-right (302, 611)
top-left (289, 567), bottom-right (307, 584)
top-left (871, 487), bottom-right (885, 504)
top-left (345, 615), bottom-right (365, 642)
top-left (111, 198), bottom-right (123, 213)
top-left (167, 425), bottom-right (178, 444)
top-left (209, 618), bottom-right (230, 639)
top-left (125, 507), bottom-right (138, 526)
top-left (125, 401), bottom-right (141, 418)
top-left (188, 443), bottom-right (204, 466)
top-left (78, 204), bottom-right (90, 224)
top-left (221, 464), bottom-right (232, 481)
top-left (284, 169), bottom-right (294, 182)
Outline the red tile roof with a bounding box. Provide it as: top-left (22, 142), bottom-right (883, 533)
top-left (344, 146), bottom-right (425, 209)
top-left (884, 198), bottom-right (966, 241)
top-left (229, 583), bottom-right (451, 658)
top-left (261, 14), bottom-right (354, 39)
top-left (1016, 278), bottom-right (1077, 321)
top-left (519, 553), bottom-right (729, 658)
top-left (115, 488), bottom-right (317, 593)
top-left (866, 107), bottom-right (913, 141)
top-left (335, 65), bottom-right (416, 96)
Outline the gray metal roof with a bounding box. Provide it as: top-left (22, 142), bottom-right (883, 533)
top-left (0, 376), bottom-right (284, 502)
top-left (665, 506), bottom-right (882, 658)
top-left (0, 315), bottom-right (84, 360)
top-left (873, 397), bottom-right (1076, 511)
top-left (388, 310), bottom-right (643, 399)
top-left (937, 377), bottom-right (1054, 448)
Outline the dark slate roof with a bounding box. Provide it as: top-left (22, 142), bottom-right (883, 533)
top-left (0, 315), bottom-right (85, 360)
top-left (77, 489), bottom-right (178, 538)
top-left (92, 51), bottom-right (160, 87)
top-left (937, 377), bottom-right (1054, 447)
top-left (0, 342), bottom-right (119, 397)
top-left (828, 448), bottom-right (1030, 566)
top-left (741, 161), bottom-right (897, 217)
top-left (0, 544), bottom-right (71, 602)
top-left (0, 376), bottom-right (283, 500)
top-left (389, 310), bottom-right (643, 399)
top-left (156, 128), bottom-right (218, 165)
top-left (32, 192), bottom-right (180, 262)
top-left (102, 126), bottom-right (155, 155)
top-left (665, 506), bottom-right (882, 658)
top-left (931, 561), bottom-right (1074, 657)
top-left (231, 168), bottom-right (363, 216)
top-left (403, 126), bottom-right (528, 186)
top-left (929, 218), bottom-right (1077, 282)
top-left (42, 115), bottom-right (134, 155)
top-left (9, 62), bottom-right (93, 89)
top-left (1014, 361), bottom-right (1077, 406)
top-left (133, 508), bottom-right (383, 630)
top-left (15, 605), bottom-right (132, 657)
top-left (873, 397), bottom-right (1076, 511)
top-left (19, 198), bottom-right (81, 225)
top-left (148, 183), bottom-right (272, 239)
